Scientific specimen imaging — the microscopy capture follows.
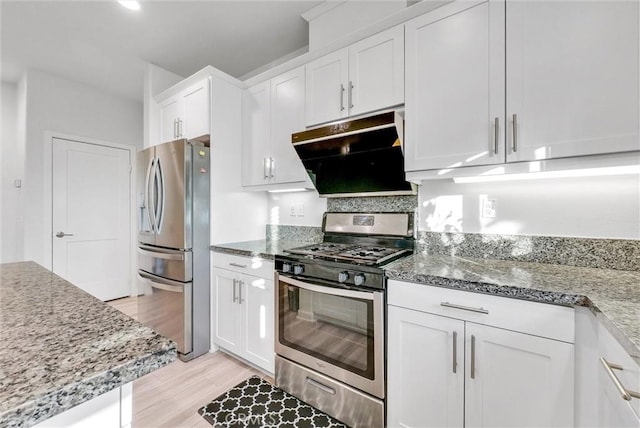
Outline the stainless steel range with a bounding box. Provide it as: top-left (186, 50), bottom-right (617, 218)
top-left (275, 212), bottom-right (415, 428)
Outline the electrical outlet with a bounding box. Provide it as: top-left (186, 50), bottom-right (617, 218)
top-left (290, 203), bottom-right (304, 217)
top-left (482, 198), bottom-right (497, 218)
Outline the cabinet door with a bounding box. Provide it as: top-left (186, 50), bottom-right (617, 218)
top-left (242, 81), bottom-right (271, 186)
top-left (598, 322), bottom-right (640, 426)
top-left (387, 306), bottom-right (464, 428)
top-left (181, 79), bottom-right (210, 140)
top-left (305, 48), bottom-right (349, 126)
top-left (270, 67), bottom-right (308, 185)
top-left (506, 1), bottom-right (639, 162)
top-left (159, 98), bottom-right (179, 144)
top-left (211, 267), bottom-right (241, 354)
top-left (241, 273), bottom-right (275, 373)
top-left (465, 323), bottom-right (574, 428)
top-left (348, 25), bottom-right (404, 117)
top-left (405, 0), bottom-right (505, 172)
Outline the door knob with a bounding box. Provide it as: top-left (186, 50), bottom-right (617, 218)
top-left (55, 232), bottom-right (74, 238)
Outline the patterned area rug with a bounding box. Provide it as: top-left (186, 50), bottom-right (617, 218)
top-left (198, 376), bottom-right (348, 427)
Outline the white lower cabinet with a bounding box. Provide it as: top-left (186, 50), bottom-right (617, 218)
top-left (387, 280), bottom-right (575, 428)
top-left (211, 254), bottom-right (274, 374)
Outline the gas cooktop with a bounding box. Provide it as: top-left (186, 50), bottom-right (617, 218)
top-left (285, 242), bottom-right (411, 266)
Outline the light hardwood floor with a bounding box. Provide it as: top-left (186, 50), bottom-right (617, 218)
top-left (108, 296), bottom-right (270, 428)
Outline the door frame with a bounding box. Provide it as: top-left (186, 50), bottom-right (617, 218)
top-left (43, 131), bottom-right (137, 297)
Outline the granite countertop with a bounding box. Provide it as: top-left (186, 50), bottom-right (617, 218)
top-left (210, 238), bottom-right (322, 260)
top-left (0, 262), bottom-right (177, 428)
top-left (385, 254), bottom-right (640, 364)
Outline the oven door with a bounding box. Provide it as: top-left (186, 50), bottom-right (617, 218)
top-left (275, 273), bottom-right (384, 399)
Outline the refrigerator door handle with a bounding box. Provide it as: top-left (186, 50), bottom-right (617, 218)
top-left (155, 158), bottom-right (166, 233)
top-left (145, 157), bottom-right (157, 233)
top-left (139, 270), bottom-right (186, 291)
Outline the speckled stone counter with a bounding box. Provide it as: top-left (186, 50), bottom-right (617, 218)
top-left (210, 238), bottom-right (322, 260)
top-left (0, 262), bottom-right (176, 428)
top-left (385, 254), bottom-right (640, 363)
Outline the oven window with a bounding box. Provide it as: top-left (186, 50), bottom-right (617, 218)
top-left (278, 280), bottom-right (375, 380)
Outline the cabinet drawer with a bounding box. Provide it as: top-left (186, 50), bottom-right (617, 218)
top-left (388, 280), bottom-right (574, 343)
top-left (211, 252), bottom-right (274, 279)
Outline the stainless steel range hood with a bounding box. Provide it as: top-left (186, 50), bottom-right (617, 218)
top-left (292, 111), bottom-right (416, 198)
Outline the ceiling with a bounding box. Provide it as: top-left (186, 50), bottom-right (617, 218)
top-left (1, 0), bottom-right (324, 102)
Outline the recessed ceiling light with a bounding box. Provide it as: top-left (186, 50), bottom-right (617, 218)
top-left (118, 1), bottom-right (141, 11)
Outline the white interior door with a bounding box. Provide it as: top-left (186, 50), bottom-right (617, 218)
top-left (52, 137), bottom-right (131, 301)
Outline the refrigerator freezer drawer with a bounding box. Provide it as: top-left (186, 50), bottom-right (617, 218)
top-left (138, 245), bottom-right (192, 282)
top-left (138, 271), bottom-right (193, 355)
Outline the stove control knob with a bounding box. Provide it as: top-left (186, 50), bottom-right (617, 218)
top-left (293, 264), bottom-right (304, 275)
top-left (282, 262), bottom-right (292, 273)
top-left (354, 273), bottom-right (366, 286)
top-left (338, 271), bottom-right (349, 283)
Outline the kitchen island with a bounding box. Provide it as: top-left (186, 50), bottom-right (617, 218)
top-left (0, 262), bottom-right (176, 428)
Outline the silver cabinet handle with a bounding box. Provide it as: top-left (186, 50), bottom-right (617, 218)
top-left (263, 157), bottom-right (269, 179)
top-left (440, 302), bottom-right (489, 315)
top-left (600, 357), bottom-right (640, 401)
top-left (340, 84), bottom-right (345, 111)
top-left (238, 280), bottom-right (244, 303)
top-left (512, 113), bottom-right (518, 152)
top-left (55, 232), bottom-right (74, 238)
top-left (494, 117), bottom-right (499, 155)
top-left (173, 119), bottom-right (178, 139)
top-left (306, 377), bottom-right (336, 395)
top-left (229, 263), bottom-right (247, 269)
top-left (270, 157), bottom-right (275, 178)
top-left (470, 334), bottom-right (476, 379)
top-left (452, 331), bottom-right (458, 374)
top-left (232, 279), bottom-right (238, 303)
top-left (177, 118), bottom-right (183, 138)
top-left (348, 81), bottom-right (354, 109)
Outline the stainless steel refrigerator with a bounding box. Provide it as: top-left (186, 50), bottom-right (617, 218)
top-left (137, 138), bottom-right (210, 361)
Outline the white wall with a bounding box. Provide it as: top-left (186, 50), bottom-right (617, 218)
top-left (1, 81), bottom-right (25, 262)
top-left (265, 175), bottom-right (639, 240)
top-left (267, 190), bottom-right (327, 227)
top-left (418, 175), bottom-right (640, 239)
top-left (21, 69), bottom-right (143, 267)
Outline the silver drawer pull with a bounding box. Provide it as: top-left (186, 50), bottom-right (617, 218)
top-left (306, 377), bottom-right (336, 395)
top-left (229, 263), bottom-right (247, 269)
top-left (600, 357), bottom-right (640, 401)
top-left (440, 302), bottom-right (489, 315)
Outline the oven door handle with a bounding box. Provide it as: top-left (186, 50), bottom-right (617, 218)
top-left (278, 274), bottom-right (375, 301)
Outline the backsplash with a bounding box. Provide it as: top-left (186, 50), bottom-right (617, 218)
top-left (266, 224), bottom-right (322, 243)
top-left (418, 231), bottom-right (640, 271)
top-left (327, 195), bottom-right (418, 213)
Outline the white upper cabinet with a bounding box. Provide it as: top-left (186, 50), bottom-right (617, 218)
top-left (305, 25), bottom-right (404, 126)
top-left (242, 66), bottom-right (308, 188)
top-left (405, 1), bottom-right (505, 171)
top-left (270, 68), bottom-right (309, 184)
top-left (405, 0), bottom-right (639, 172)
top-left (242, 81), bottom-right (271, 187)
top-left (181, 82), bottom-right (210, 140)
top-left (159, 98), bottom-right (180, 145)
top-left (159, 78), bottom-right (211, 144)
top-left (506, 0), bottom-right (640, 162)
top-left (305, 49), bottom-right (349, 126)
